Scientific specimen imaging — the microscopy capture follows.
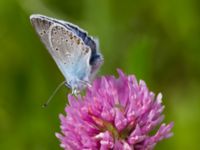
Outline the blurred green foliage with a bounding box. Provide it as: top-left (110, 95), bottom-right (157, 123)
top-left (0, 0), bottom-right (200, 149)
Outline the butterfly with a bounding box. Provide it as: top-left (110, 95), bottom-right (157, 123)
top-left (30, 14), bottom-right (103, 94)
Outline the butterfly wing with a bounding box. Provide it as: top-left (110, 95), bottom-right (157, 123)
top-left (49, 24), bottom-right (92, 89)
top-left (30, 14), bottom-right (102, 90)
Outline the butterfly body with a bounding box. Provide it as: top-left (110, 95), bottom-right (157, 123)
top-left (30, 14), bottom-right (103, 92)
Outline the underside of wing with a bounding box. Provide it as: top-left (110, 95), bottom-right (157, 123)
top-left (49, 24), bottom-right (92, 82)
top-left (30, 15), bottom-right (54, 54)
top-left (30, 14), bottom-right (103, 87)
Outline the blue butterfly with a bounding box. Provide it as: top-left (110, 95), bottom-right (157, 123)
top-left (30, 14), bottom-right (103, 94)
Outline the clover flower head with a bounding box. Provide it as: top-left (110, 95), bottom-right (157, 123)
top-left (56, 69), bottom-right (173, 150)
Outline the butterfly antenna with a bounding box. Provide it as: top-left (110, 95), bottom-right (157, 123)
top-left (42, 80), bottom-right (66, 108)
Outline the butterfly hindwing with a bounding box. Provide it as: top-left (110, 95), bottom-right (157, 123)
top-left (49, 24), bottom-right (92, 88)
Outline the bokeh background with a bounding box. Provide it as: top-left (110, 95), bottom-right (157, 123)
top-left (0, 0), bottom-right (200, 149)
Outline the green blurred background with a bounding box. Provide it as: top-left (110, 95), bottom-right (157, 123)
top-left (0, 0), bottom-right (200, 149)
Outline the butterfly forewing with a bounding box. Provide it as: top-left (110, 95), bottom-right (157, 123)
top-left (30, 15), bottom-right (54, 55)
